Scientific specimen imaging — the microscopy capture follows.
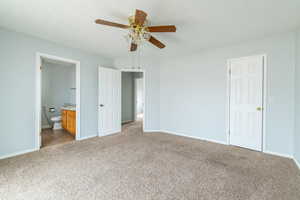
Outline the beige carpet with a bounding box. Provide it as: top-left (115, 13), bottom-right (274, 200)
top-left (1, 121), bottom-right (300, 200)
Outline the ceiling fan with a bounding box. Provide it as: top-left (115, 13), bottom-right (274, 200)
top-left (95, 9), bottom-right (176, 51)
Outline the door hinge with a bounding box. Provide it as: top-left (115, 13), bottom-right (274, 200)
top-left (228, 69), bottom-right (231, 75)
top-left (40, 66), bottom-right (42, 70)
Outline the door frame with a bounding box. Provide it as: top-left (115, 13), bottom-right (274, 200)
top-left (35, 52), bottom-right (81, 150)
top-left (134, 78), bottom-right (143, 121)
top-left (121, 68), bottom-right (146, 132)
top-left (226, 54), bottom-right (267, 152)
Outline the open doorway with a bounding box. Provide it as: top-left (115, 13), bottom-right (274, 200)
top-left (36, 53), bottom-right (80, 149)
top-left (121, 70), bottom-right (144, 133)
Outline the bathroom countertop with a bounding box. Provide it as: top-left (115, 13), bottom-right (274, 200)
top-left (61, 106), bottom-right (76, 111)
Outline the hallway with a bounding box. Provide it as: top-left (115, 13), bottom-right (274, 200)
top-left (121, 120), bottom-right (143, 136)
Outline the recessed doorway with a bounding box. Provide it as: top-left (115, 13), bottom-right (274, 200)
top-left (121, 70), bottom-right (144, 133)
top-left (36, 53), bottom-right (81, 149)
top-left (97, 67), bottom-right (145, 137)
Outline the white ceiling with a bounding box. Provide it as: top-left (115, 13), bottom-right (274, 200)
top-left (1, 0), bottom-right (300, 59)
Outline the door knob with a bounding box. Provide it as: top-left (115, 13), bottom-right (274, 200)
top-left (99, 104), bottom-right (104, 107)
top-left (256, 107), bottom-right (262, 111)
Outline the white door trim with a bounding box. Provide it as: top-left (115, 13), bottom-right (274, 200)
top-left (226, 54), bottom-right (267, 152)
top-left (134, 78), bottom-right (143, 121)
top-left (35, 52), bottom-right (81, 150)
top-left (121, 69), bottom-right (146, 132)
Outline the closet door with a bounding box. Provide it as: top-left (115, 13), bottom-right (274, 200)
top-left (229, 55), bottom-right (264, 151)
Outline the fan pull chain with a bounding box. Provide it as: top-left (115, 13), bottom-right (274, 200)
top-left (131, 50), bottom-right (134, 69)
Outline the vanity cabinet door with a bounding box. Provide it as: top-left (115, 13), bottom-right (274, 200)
top-left (67, 111), bottom-right (76, 136)
top-left (62, 110), bottom-right (67, 130)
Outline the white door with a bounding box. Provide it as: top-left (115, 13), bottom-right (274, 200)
top-left (98, 67), bottom-right (121, 136)
top-left (229, 55), bottom-right (264, 151)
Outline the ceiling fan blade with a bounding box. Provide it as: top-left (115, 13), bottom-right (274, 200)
top-left (147, 25), bottom-right (176, 32)
top-left (130, 43), bottom-right (137, 51)
top-left (148, 36), bottom-right (165, 49)
top-left (95, 19), bottom-right (130, 29)
top-left (135, 9), bottom-right (147, 26)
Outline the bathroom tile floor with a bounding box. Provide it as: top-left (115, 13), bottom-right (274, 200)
top-left (41, 128), bottom-right (74, 148)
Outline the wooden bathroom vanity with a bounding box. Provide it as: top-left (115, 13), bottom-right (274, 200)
top-left (62, 109), bottom-right (76, 136)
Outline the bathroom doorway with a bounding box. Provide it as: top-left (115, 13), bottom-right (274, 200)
top-left (36, 53), bottom-right (81, 149)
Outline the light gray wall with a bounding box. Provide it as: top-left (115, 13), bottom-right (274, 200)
top-left (295, 29), bottom-right (300, 165)
top-left (0, 28), bottom-right (113, 158)
top-left (122, 72), bottom-right (134, 122)
top-left (41, 62), bottom-right (76, 127)
top-left (160, 32), bottom-right (296, 157)
top-left (2, 27), bottom-right (299, 161)
top-left (114, 58), bottom-right (160, 131)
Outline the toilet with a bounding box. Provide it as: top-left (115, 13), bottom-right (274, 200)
top-left (51, 116), bottom-right (62, 130)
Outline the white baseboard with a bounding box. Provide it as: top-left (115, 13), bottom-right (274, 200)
top-left (0, 148), bottom-right (38, 160)
top-left (78, 134), bottom-right (97, 141)
top-left (157, 130), bottom-right (295, 161)
top-left (263, 150), bottom-right (293, 159)
top-left (98, 129), bottom-right (121, 137)
top-left (143, 129), bottom-right (161, 133)
top-left (294, 158), bottom-right (300, 169)
top-left (160, 129), bottom-right (228, 145)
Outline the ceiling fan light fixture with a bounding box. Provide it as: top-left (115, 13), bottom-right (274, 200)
top-left (125, 27), bottom-right (150, 48)
top-left (95, 9), bottom-right (176, 52)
